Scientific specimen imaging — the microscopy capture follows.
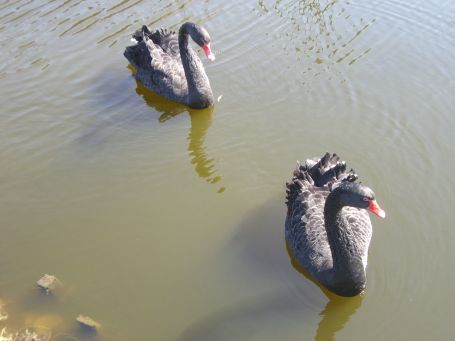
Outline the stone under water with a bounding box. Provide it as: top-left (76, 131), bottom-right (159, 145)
top-left (76, 314), bottom-right (101, 331)
top-left (36, 274), bottom-right (61, 294)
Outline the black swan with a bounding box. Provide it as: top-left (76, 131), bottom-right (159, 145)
top-left (285, 153), bottom-right (385, 297)
top-left (124, 22), bottom-right (215, 109)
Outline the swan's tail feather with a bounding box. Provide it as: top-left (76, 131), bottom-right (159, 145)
top-left (286, 152), bottom-right (358, 208)
top-left (131, 25), bottom-right (150, 42)
top-left (124, 45), bottom-right (136, 67)
top-left (148, 28), bottom-right (177, 49)
top-left (124, 42), bottom-right (150, 70)
top-left (125, 26), bottom-right (151, 68)
top-left (125, 25), bottom-right (160, 69)
top-left (130, 25), bottom-right (176, 45)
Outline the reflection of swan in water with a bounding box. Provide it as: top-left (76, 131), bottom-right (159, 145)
top-left (178, 290), bottom-right (361, 341)
top-left (287, 243), bottom-right (363, 341)
top-left (188, 110), bottom-right (225, 192)
top-left (133, 71), bottom-right (225, 192)
top-left (316, 295), bottom-right (362, 341)
top-left (179, 199), bottom-right (361, 340)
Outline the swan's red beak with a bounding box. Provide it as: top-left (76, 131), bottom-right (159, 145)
top-left (368, 200), bottom-right (386, 219)
top-left (203, 43), bottom-right (215, 61)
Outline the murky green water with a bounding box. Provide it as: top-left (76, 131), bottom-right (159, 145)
top-left (1, 0), bottom-right (454, 340)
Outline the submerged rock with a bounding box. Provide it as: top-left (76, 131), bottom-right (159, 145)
top-left (36, 274), bottom-right (61, 294)
top-left (76, 315), bottom-right (101, 332)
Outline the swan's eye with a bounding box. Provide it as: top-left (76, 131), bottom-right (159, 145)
top-left (362, 197), bottom-right (369, 202)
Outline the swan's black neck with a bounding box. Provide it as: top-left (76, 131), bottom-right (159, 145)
top-left (323, 189), bottom-right (366, 296)
top-left (178, 23), bottom-right (214, 109)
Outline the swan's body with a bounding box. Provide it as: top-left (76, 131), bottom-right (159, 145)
top-left (124, 22), bottom-right (215, 109)
top-left (285, 153), bottom-right (385, 297)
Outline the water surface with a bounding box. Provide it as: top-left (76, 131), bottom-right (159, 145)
top-left (1, 0), bottom-right (454, 340)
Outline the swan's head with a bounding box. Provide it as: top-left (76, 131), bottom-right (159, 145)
top-left (185, 22), bottom-right (215, 61)
top-left (336, 182), bottom-right (386, 219)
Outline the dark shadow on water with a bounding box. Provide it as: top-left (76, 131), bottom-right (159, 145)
top-left (76, 66), bottom-right (225, 192)
top-left (61, 326), bottom-right (101, 341)
top-left (179, 198), bottom-right (362, 340)
top-left (179, 291), bottom-right (362, 341)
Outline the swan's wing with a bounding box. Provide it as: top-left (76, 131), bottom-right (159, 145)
top-left (142, 34), bottom-right (187, 100)
top-left (133, 26), bottom-right (180, 59)
top-left (124, 33), bottom-right (188, 102)
top-left (285, 184), bottom-right (333, 274)
top-left (285, 153), bottom-right (358, 276)
top-left (148, 28), bottom-right (180, 59)
top-left (343, 207), bottom-right (373, 269)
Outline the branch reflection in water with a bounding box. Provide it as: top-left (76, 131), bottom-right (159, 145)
top-left (256, 0), bottom-right (375, 79)
top-left (133, 76), bottom-right (225, 193)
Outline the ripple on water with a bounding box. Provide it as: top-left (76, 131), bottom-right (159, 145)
top-left (1, 0), bottom-right (455, 340)
top-left (252, 0), bottom-right (378, 84)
